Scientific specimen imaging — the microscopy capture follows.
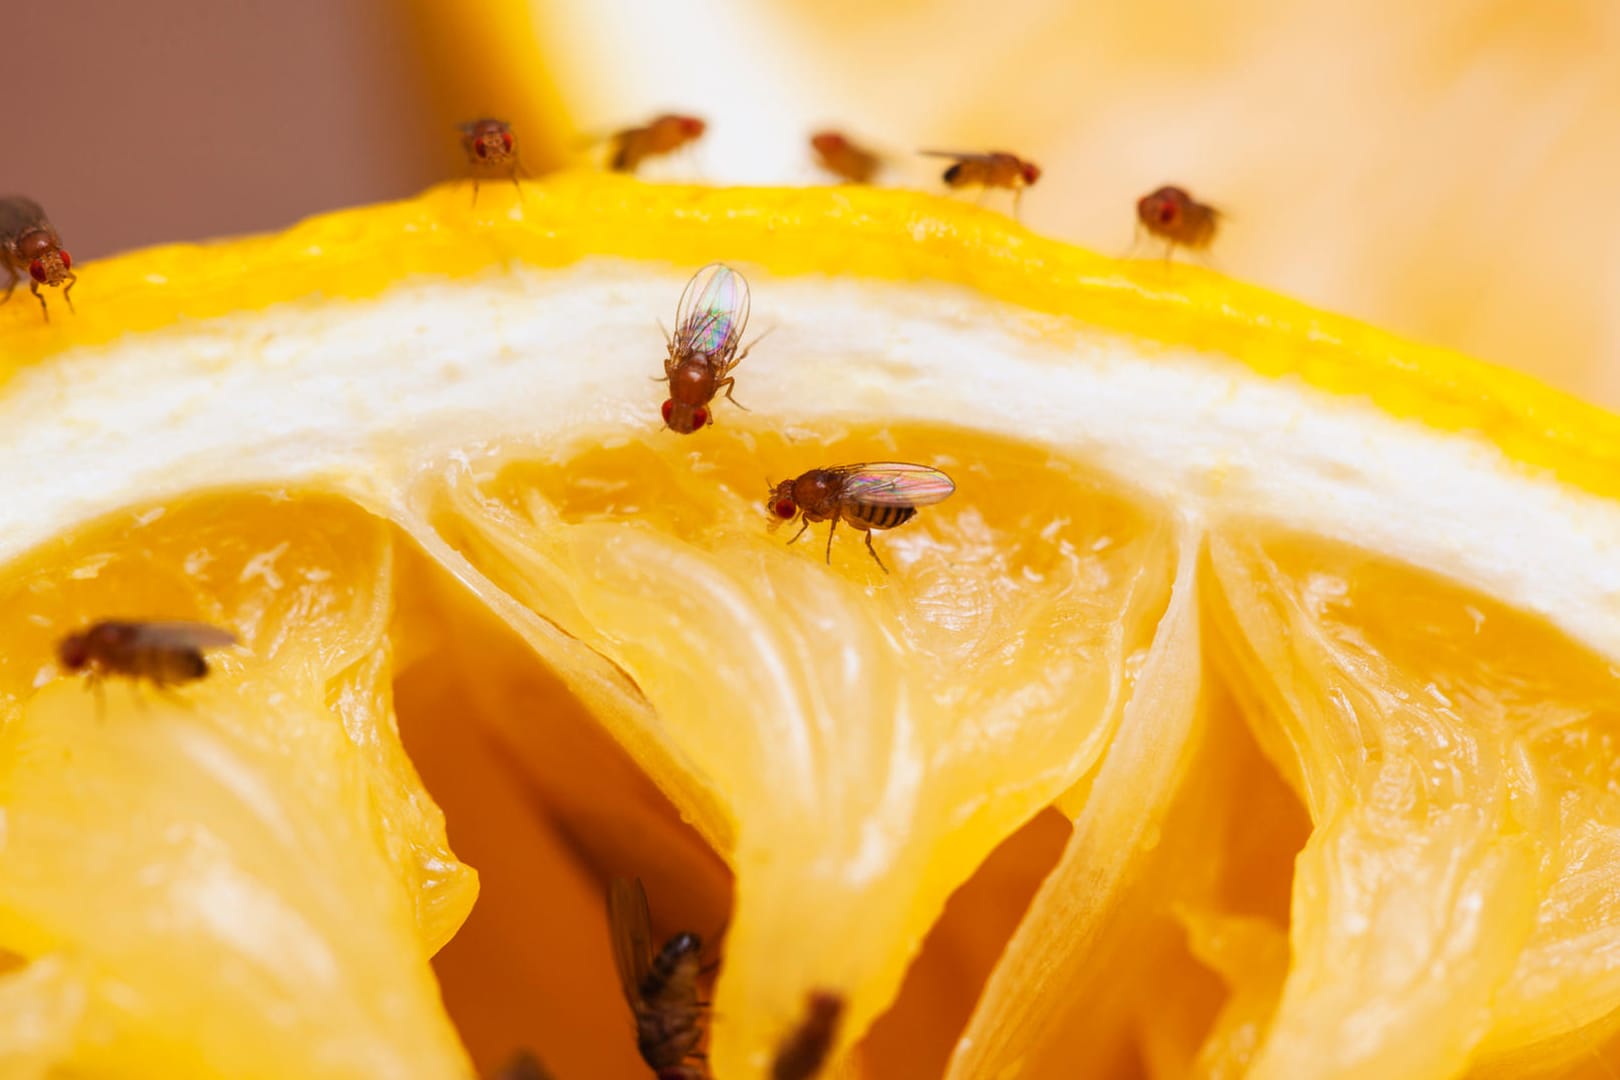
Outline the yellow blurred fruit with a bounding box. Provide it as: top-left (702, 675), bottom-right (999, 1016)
top-left (3, 174), bottom-right (1620, 1080)
top-left (447, 0), bottom-right (1620, 409)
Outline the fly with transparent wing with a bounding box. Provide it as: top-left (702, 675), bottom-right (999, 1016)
top-left (1, 195), bottom-right (76, 321)
top-left (606, 878), bottom-right (709, 1079)
top-left (56, 619), bottom-right (238, 691)
top-left (919, 149), bottom-right (1041, 216)
top-left (658, 263), bottom-right (765, 435)
top-left (768, 462), bottom-right (957, 572)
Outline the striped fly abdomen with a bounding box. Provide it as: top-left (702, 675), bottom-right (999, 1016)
top-left (847, 502), bottom-right (917, 531)
top-left (768, 462), bottom-right (955, 573)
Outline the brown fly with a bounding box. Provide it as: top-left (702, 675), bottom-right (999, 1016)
top-left (1136, 185), bottom-right (1220, 260)
top-left (459, 118), bottom-right (524, 202)
top-left (608, 877), bottom-right (709, 1080)
top-left (769, 462), bottom-right (956, 573)
top-left (811, 131), bottom-right (881, 184)
top-left (771, 991), bottom-right (845, 1080)
top-left (920, 150), bottom-right (1041, 216)
top-left (57, 619), bottom-right (237, 693)
top-left (1, 196), bottom-right (76, 322)
top-left (659, 263), bottom-right (761, 434)
top-left (610, 114), bottom-right (707, 173)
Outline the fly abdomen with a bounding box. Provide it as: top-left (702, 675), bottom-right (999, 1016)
top-left (142, 647), bottom-right (209, 685)
top-left (848, 502), bottom-right (917, 531)
top-left (641, 931), bottom-right (702, 1000)
top-left (176, 650), bottom-right (209, 681)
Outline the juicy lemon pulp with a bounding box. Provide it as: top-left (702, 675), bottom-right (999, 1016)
top-left (0, 496), bottom-right (474, 1079)
top-left (433, 422), bottom-right (1179, 1075)
top-left (10, 421), bottom-right (1620, 1077)
top-left (3, 180), bottom-right (1620, 1078)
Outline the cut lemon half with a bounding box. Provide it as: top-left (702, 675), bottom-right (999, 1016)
top-left (3, 174), bottom-right (1620, 1080)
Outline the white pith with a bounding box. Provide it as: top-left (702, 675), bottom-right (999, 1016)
top-left (4, 256), bottom-right (1618, 663)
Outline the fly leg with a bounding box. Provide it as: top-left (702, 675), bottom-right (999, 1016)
top-left (716, 377), bottom-right (749, 411)
top-left (29, 280), bottom-right (49, 322)
top-left (151, 677), bottom-right (191, 709)
top-left (680, 141), bottom-right (707, 182)
top-left (728, 326), bottom-right (775, 372)
top-left (1, 262), bottom-right (16, 306)
top-left (787, 520), bottom-right (811, 545)
top-left (863, 530), bottom-right (890, 574)
top-left (61, 271), bottom-right (76, 314)
top-left (86, 673), bottom-right (107, 723)
top-left (824, 516), bottom-right (839, 564)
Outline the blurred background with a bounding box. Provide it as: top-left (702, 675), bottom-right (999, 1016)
top-left (7, 0), bottom-right (1620, 403)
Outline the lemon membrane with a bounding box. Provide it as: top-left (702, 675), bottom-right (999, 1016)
top-left (1, 176), bottom-right (1620, 1077)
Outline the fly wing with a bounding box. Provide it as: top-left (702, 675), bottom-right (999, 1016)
top-left (0, 197), bottom-right (47, 242)
top-left (127, 621), bottom-right (239, 651)
top-left (832, 463), bottom-right (956, 507)
top-left (917, 150), bottom-right (993, 163)
top-left (672, 263), bottom-right (750, 359)
top-left (607, 877), bottom-right (656, 1004)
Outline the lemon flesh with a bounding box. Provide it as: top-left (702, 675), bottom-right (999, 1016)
top-left (2, 177), bottom-right (1620, 1078)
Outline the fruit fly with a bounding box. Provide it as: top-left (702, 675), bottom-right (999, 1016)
top-left (660, 263), bottom-right (760, 434)
top-left (57, 619), bottom-right (237, 692)
top-left (608, 877), bottom-right (709, 1080)
top-left (1, 196), bottom-right (76, 322)
top-left (609, 114), bottom-right (707, 173)
top-left (1136, 185), bottom-right (1220, 260)
top-left (459, 118), bottom-right (524, 201)
top-left (920, 150), bottom-right (1041, 216)
top-left (491, 1050), bottom-right (555, 1080)
top-left (768, 463), bottom-right (956, 573)
top-left (771, 991), bottom-right (845, 1080)
top-left (810, 131), bottom-right (881, 184)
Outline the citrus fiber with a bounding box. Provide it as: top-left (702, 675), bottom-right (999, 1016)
top-left (1, 175), bottom-right (1619, 1079)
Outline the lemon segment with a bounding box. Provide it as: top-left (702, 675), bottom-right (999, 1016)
top-left (431, 425), bottom-right (1177, 1071)
top-left (4, 178), bottom-right (1620, 1075)
top-left (0, 497), bottom-right (474, 1079)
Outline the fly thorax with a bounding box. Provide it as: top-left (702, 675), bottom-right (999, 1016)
top-left (794, 473), bottom-right (838, 517)
top-left (671, 360), bottom-right (712, 402)
top-left (16, 230), bottom-right (55, 261)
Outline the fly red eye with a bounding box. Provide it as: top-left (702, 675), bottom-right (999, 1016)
top-left (683, 118), bottom-right (705, 136)
top-left (1022, 163), bottom-right (1041, 184)
top-left (774, 498), bottom-right (797, 519)
top-left (692, 406), bottom-right (709, 427)
top-left (1158, 202), bottom-right (1178, 224)
top-left (59, 250), bottom-right (71, 270)
top-left (661, 400), bottom-right (675, 424)
top-left (27, 260), bottom-right (46, 283)
top-left (501, 132), bottom-right (513, 152)
top-left (475, 140), bottom-right (489, 158)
